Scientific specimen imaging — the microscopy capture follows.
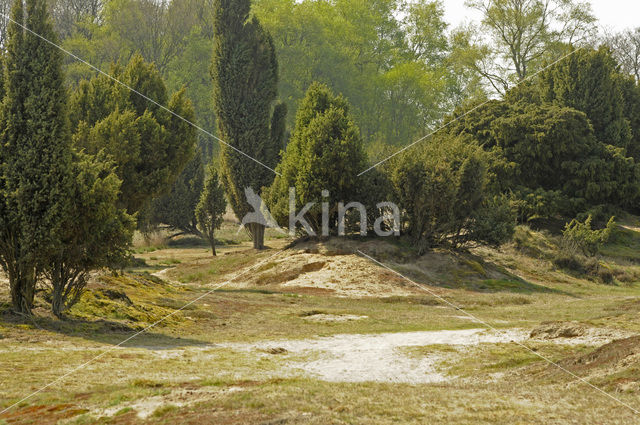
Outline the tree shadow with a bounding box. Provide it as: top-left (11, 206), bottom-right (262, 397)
top-left (431, 252), bottom-right (575, 296)
top-left (0, 308), bottom-right (210, 350)
top-left (368, 247), bottom-right (576, 297)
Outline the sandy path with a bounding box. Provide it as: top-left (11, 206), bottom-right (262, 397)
top-left (221, 325), bottom-right (635, 384)
top-left (223, 328), bottom-right (530, 384)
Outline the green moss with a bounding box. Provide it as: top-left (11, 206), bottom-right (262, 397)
top-left (464, 259), bottom-right (487, 277)
top-left (68, 274), bottom-right (186, 327)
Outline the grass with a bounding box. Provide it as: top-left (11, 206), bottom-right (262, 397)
top-left (2, 222), bottom-right (640, 423)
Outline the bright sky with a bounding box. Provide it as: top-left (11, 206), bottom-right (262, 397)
top-left (442, 0), bottom-right (640, 33)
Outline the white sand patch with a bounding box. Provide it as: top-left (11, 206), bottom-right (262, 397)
top-left (224, 328), bottom-right (530, 384)
top-left (221, 325), bottom-right (632, 384)
top-left (302, 314), bottom-right (368, 323)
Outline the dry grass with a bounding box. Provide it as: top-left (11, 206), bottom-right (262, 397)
top-left (2, 224), bottom-right (640, 423)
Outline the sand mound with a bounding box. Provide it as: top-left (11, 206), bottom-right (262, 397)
top-left (530, 322), bottom-right (633, 346)
top-left (568, 336), bottom-right (640, 371)
top-left (538, 332), bottom-right (640, 392)
top-left (243, 240), bottom-right (416, 297)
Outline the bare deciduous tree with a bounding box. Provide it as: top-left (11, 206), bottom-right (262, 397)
top-left (604, 28), bottom-right (640, 82)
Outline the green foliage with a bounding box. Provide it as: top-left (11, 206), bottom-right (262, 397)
top-left (45, 152), bottom-right (136, 317)
top-left (448, 75), bottom-right (640, 218)
top-left (142, 150), bottom-right (206, 238)
top-left (60, 0), bottom-right (217, 158)
top-left (266, 83), bottom-right (368, 235)
top-left (70, 55), bottom-right (197, 214)
top-left (562, 215), bottom-right (616, 257)
top-left (619, 75), bottom-right (640, 161)
top-left (196, 164), bottom-right (227, 256)
top-left (465, 0), bottom-right (596, 90)
top-left (539, 47), bottom-right (631, 149)
top-left (468, 196), bottom-right (516, 247)
top-left (211, 0), bottom-right (284, 249)
top-left (253, 0), bottom-right (480, 146)
top-left (509, 188), bottom-right (567, 223)
top-left (389, 134), bottom-right (511, 251)
top-left (0, 0), bottom-right (73, 314)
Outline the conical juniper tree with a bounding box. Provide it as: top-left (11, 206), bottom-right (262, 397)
top-left (266, 83), bottom-right (368, 236)
top-left (211, 0), bottom-right (285, 249)
top-left (196, 163), bottom-right (227, 256)
top-left (141, 149), bottom-right (206, 238)
top-left (0, 0), bottom-right (73, 314)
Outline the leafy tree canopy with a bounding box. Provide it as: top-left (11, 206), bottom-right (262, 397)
top-left (70, 54), bottom-right (197, 214)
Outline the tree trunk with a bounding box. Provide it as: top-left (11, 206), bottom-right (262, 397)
top-left (207, 230), bottom-right (217, 257)
top-left (251, 223), bottom-right (265, 250)
top-left (210, 239), bottom-right (217, 257)
top-left (51, 289), bottom-right (64, 319)
top-left (9, 266), bottom-right (36, 315)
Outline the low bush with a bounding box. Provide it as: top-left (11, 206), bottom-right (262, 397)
top-left (562, 215), bottom-right (615, 257)
top-left (390, 134), bottom-right (514, 252)
top-left (552, 254), bottom-right (586, 273)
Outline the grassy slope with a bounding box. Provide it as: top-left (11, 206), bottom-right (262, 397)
top-left (1, 221), bottom-right (640, 424)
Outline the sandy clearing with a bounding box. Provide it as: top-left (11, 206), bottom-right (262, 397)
top-left (223, 328), bottom-right (530, 384)
top-left (220, 326), bottom-right (634, 384)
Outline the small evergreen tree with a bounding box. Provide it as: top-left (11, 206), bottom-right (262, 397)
top-left (266, 83), bottom-right (368, 235)
top-left (45, 153), bottom-right (135, 318)
top-left (196, 164), bottom-right (227, 256)
top-left (211, 0), bottom-right (285, 249)
top-left (562, 215), bottom-right (616, 257)
top-left (389, 134), bottom-right (506, 252)
top-left (0, 0), bottom-right (73, 314)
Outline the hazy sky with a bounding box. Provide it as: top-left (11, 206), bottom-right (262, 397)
top-left (442, 0), bottom-right (640, 33)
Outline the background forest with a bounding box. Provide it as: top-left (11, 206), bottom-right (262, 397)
top-left (0, 0), bottom-right (640, 313)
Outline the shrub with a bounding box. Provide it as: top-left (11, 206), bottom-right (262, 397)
top-left (562, 215), bottom-right (615, 257)
top-left (597, 267), bottom-right (615, 285)
top-left (509, 188), bottom-right (568, 223)
top-left (266, 83), bottom-right (368, 236)
top-left (447, 78), bottom-right (640, 214)
top-left (468, 196), bottom-right (516, 247)
top-left (552, 254), bottom-right (586, 273)
top-left (552, 251), bottom-right (613, 281)
top-left (390, 134), bottom-right (513, 252)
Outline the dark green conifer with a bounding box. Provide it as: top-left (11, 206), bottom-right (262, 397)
top-left (0, 0), bottom-right (73, 314)
top-left (196, 164), bottom-right (227, 256)
top-left (211, 0), bottom-right (285, 249)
